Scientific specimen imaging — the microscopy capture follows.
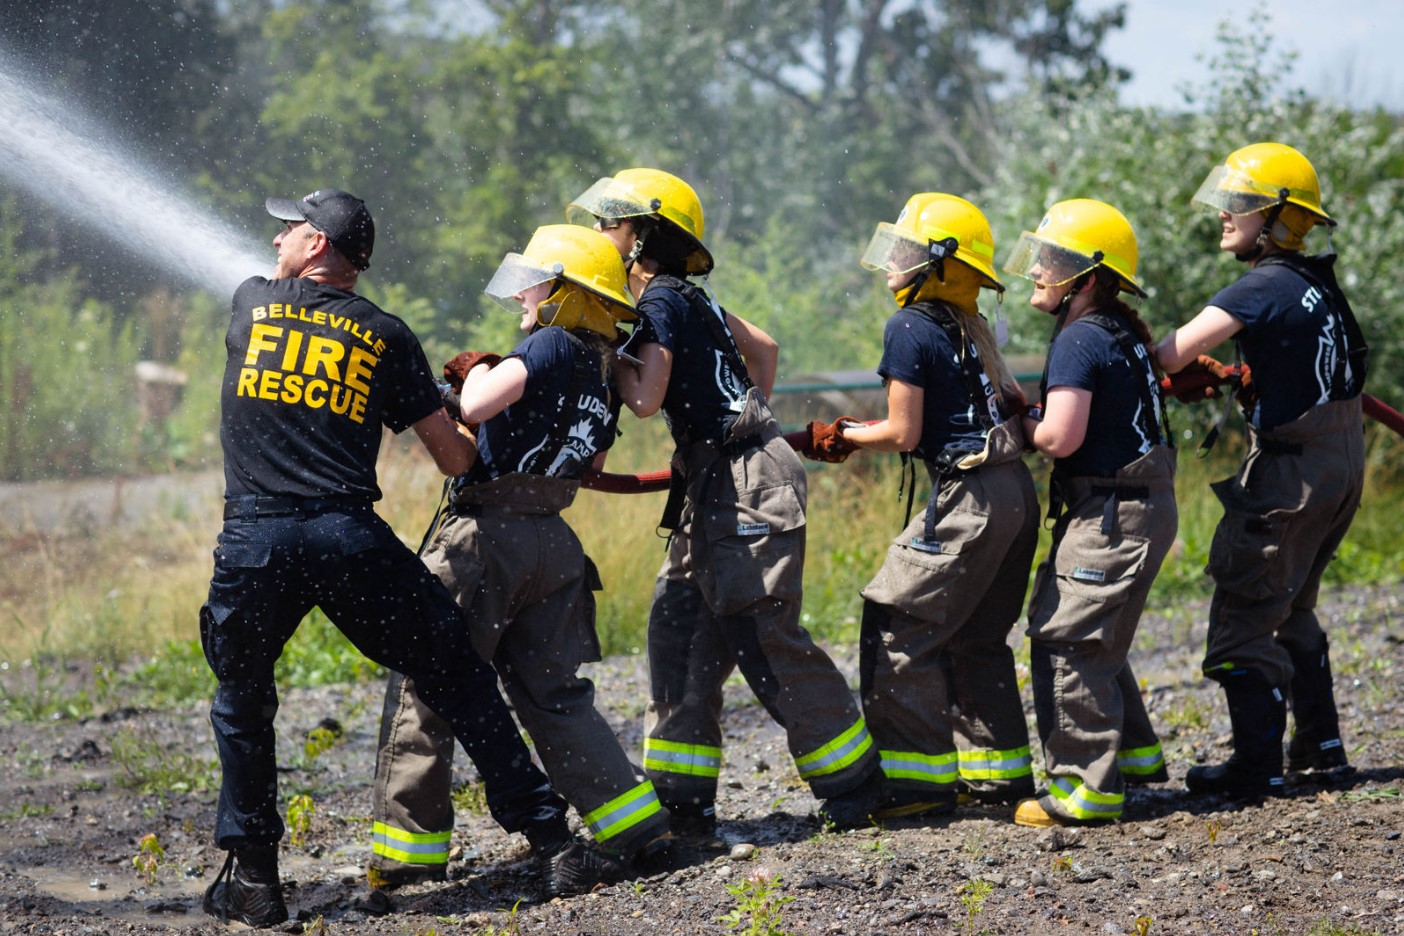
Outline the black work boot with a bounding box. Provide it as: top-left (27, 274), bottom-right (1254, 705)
top-left (817, 769), bottom-right (882, 831)
top-left (872, 787), bottom-right (956, 821)
top-left (202, 845), bottom-right (288, 928)
top-left (662, 798), bottom-right (718, 842)
top-left (1286, 636), bottom-right (1349, 773)
top-left (629, 833), bottom-right (679, 876)
top-left (535, 837), bottom-right (628, 898)
top-left (1186, 671), bottom-right (1286, 800)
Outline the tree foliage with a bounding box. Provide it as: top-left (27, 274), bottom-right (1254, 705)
top-left (0, 0), bottom-right (1400, 480)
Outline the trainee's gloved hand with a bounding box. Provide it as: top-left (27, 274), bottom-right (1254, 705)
top-left (1169, 355), bottom-right (1233, 403)
top-left (443, 351), bottom-right (503, 392)
top-left (435, 379), bottom-right (478, 433)
top-left (803, 416), bottom-right (860, 464)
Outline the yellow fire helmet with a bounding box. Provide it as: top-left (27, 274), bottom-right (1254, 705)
top-left (1192, 142), bottom-right (1334, 249)
top-left (566, 167), bottom-right (714, 276)
top-left (860, 192), bottom-right (1003, 292)
top-left (1003, 198), bottom-right (1146, 298)
top-left (484, 224), bottom-right (637, 339)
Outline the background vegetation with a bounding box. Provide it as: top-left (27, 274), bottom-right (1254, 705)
top-left (0, 0), bottom-right (1400, 707)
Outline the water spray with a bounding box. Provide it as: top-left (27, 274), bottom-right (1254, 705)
top-left (0, 59), bottom-right (268, 296)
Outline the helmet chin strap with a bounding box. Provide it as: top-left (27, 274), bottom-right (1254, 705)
top-left (624, 215), bottom-right (657, 271)
top-left (1236, 188), bottom-right (1291, 263)
top-left (899, 269), bottom-right (929, 308)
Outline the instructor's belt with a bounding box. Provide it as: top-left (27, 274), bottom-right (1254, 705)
top-left (224, 495), bottom-right (368, 520)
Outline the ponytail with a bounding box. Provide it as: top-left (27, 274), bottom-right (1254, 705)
top-left (1090, 269), bottom-right (1158, 375)
top-left (960, 312), bottom-right (1025, 411)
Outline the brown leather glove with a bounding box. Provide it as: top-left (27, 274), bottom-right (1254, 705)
top-left (443, 351), bottom-right (503, 392)
top-left (803, 416), bottom-right (860, 464)
top-left (1168, 355), bottom-right (1233, 403)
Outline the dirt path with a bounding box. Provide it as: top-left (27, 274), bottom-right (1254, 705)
top-left (0, 584), bottom-right (1402, 934)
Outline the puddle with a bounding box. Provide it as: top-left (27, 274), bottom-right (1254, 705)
top-left (27, 864), bottom-right (203, 925)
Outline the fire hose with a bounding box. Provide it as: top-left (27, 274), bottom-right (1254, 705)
top-left (579, 428), bottom-right (816, 494)
top-left (577, 372), bottom-right (1404, 494)
top-left (1157, 364), bottom-right (1404, 438)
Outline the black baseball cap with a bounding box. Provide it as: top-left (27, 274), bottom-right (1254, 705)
top-left (265, 188), bottom-right (375, 271)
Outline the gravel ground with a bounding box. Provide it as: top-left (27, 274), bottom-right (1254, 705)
top-left (1, 583), bottom-right (1402, 935)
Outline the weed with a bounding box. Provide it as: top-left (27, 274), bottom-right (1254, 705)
top-left (287, 794), bottom-right (316, 848)
top-left (1206, 819), bottom-right (1221, 844)
top-left (458, 899), bottom-right (526, 936)
top-left (1162, 695), bottom-right (1211, 732)
top-left (1133, 915), bottom-right (1153, 936)
top-left (110, 730), bottom-right (216, 797)
top-left (452, 781), bottom-right (489, 816)
top-left (0, 639), bottom-right (96, 723)
top-left (123, 640), bottom-right (212, 709)
top-left (15, 747), bottom-right (46, 780)
top-left (863, 835), bottom-right (894, 862)
top-left (302, 724), bottom-right (340, 768)
top-left (962, 828), bottom-right (988, 861)
top-left (958, 877), bottom-right (993, 934)
top-left (1339, 787), bottom-right (1402, 803)
top-left (1305, 920), bottom-right (1383, 936)
top-left (719, 868), bottom-right (796, 936)
top-left (303, 916), bottom-right (329, 936)
top-left (1050, 855), bottom-right (1075, 874)
top-left (131, 832), bottom-right (167, 884)
top-left (0, 802), bottom-right (52, 820)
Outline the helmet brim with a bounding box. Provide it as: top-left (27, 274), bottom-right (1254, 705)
top-left (484, 253), bottom-right (560, 312)
top-left (1002, 233), bottom-right (1146, 297)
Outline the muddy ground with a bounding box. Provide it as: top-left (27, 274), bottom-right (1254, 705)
top-left (1, 583), bottom-right (1402, 935)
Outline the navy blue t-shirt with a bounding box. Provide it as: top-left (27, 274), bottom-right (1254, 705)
top-left (466, 327), bottom-right (619, 483)
top-left (876, 306), bottom-right (993, 461)
top-left (634, 279), bottom-right (748, 444)
top-left (1045, 317), bottom-right (1160, 478)
top-left (220, 276), bottom-right (442, 501)
top-left (1209, 261), bottom-right (1358, 430)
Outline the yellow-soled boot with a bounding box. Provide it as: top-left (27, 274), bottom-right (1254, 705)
top-left (1013, 798), bottom-right (1062, 828)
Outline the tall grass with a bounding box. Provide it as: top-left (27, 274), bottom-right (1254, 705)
top-left (1, 413), bottom-right (1401, 714)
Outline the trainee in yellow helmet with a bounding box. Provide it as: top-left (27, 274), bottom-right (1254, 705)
top-left (566, 167), bottom-right (713, 276)
top-left (1003, 198), bottom-right (1146, 300)
top-left (860, 192), bottom-right (1004, 300)
top-left (484, 224), bottom-right (637, 338)
top-left (1192, 142), bottom-right (1335, 252)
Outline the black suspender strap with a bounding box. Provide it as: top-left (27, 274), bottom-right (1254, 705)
top-left (1257, 252), bottom-right (1369, 396)
top-left (521, 330), bottom-right (595, 476)
top-left (651, 274), bottom-right (755, 393)
top-left (909, 301), bottom-right (1004, 431)
top-left (898, 303), bottom-right (997, 545)
top-left (1076, 311), bottom-right (1172, 450)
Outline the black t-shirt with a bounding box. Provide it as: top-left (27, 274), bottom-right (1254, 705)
top-left (634, 279), bottom-right (748, 444)
top-left (466, 327), bottom-right (620, 483)
top-left (220, 276), bottom-right (441, 501)
top-left (875, 307), bottom-right (991, 461)
top-left (1045, 317), bottom-right (1159, 478)
top-left (1209, 261), bottom-right (1358, 430)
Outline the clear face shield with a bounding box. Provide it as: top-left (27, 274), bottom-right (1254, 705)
top-left (1002, 233), bottom-right (1100, 288)
top-left (565, 177), bottom-right (656, 229)
top-left (1191, 164), bottom-right (1281, 216)
top-left (483, 253), bottom-right (562, 312)
top-left (860, 224), bottom-right (935, 275)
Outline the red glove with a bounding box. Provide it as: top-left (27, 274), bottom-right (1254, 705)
top-left (1167, 355), bottom-right (1232, 404)
top-left (443, 351), bottom-right (503, 392)
top-left (803, 417), bottom-right (860, 464)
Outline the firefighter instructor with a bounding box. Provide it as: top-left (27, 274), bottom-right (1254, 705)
top-left (199, 189), bottom-right (569, 927)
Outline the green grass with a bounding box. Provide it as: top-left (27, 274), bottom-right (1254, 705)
top-left (0, 416), bottom-right (1401, 718)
